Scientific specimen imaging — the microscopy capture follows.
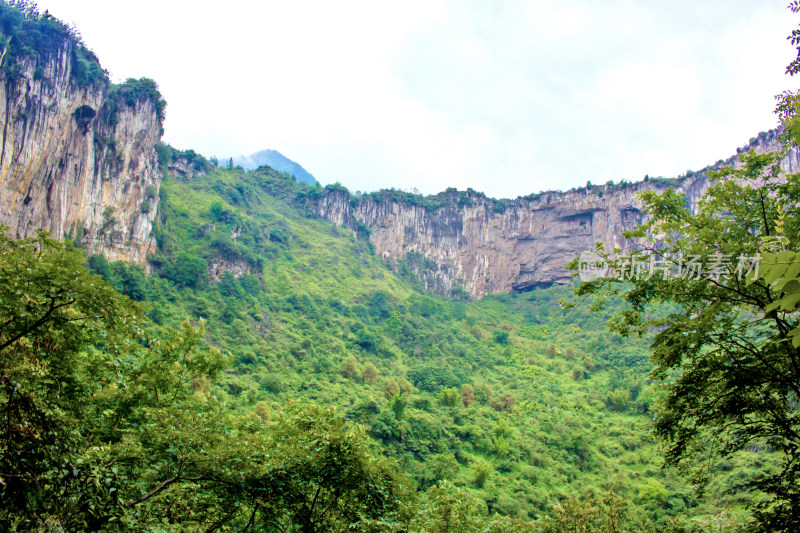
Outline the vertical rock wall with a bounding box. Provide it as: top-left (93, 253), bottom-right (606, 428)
top-left (0, 41), bottom-right (162, 263)
top-left (314, 136), bottom-right (799, 298)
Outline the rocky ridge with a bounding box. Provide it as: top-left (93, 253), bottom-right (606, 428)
top-left (313, 133), bottom-right (800, 298)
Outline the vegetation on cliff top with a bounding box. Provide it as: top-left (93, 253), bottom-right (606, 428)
top-left (0, 2), bottom-right (166, 126)
top-left (105, 77), bottom-right (167, 124)
top-left (0, 0), bottom-right (105, 87)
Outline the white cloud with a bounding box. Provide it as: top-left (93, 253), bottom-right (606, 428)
top-left (39, 0), bottom-right (799, 198)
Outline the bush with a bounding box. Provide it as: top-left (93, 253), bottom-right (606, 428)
top-left (471, 459), bottom-right (492, 488)
top-left (490, 393), bottom-right (516, 411)
top-left (342, 355), bottom-right (358, 379)
top-left (461, 384), bottom-right (475, 407)
top-left (261, 374), bottom-right (284, 394)
top-left (493, 330), bottom-right (510, 345)
top-left (438, 387), bottom-right (460, 407)
top-left (605, 389), bottom-right (630, 412)
top-left (164, 253), bottom-right (208, 288)
top-left (408, 364), bottom-right (460, 392)
top-left (384, 378), bottom-right (400, 400)
top-left (362, 362), bottom-right (378, 384)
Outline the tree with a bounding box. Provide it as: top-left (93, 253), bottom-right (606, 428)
top-left (398, 377), bottom-right (413, 395)
top-left (384, 378), bottom-right (400, 399)
top-left (0, 228), bottom-right (232, 528)
top-left (460, 383), bottom-right (475, 407)
top-left (437, 387), bottom-right (460, 407)
top-left (572, 143), bottom-right (800, 528)
top-left (343, 355), bottom-right (358, 379)
top-left (470, 459), bottom-right (492, 488)
top-left (0, 229), bottom-right (149, 528)
top-left (362, 361), bottom-right (378, 384)
top-left (165, 252), bottom-right (208, 288)
top-left (238, 403), bottom-right (411, 532)
top-left (388, 393), bottom-right (407, 420)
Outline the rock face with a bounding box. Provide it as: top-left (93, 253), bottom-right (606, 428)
top-left (313, 134), bottom-right (799, 298)
top-left (167, 157), bottom-right (206, 181)
top-left (0, 41), bottom-right (163, 264)
top-left (165, 149), bottom-right (211, 181)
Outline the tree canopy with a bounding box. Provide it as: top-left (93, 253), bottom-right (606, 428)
top-left (0, 228), bottom-right (413, 531)
top-left (572, 124), bottom-right (800, 531)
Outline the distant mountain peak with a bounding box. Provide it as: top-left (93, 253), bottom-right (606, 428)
top-left (231, 149), bottom-right (317, 185)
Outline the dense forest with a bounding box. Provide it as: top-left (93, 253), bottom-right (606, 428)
top-left (2, 1), bottom-right (800, 531)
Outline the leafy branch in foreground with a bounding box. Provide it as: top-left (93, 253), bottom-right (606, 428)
top-left (570, 146), bottom-right (800, 531)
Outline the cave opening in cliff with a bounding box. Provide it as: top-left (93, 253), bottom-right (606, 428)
top-left (73, 105), bottom-right (96, 134)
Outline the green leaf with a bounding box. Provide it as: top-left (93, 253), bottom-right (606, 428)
top-left (764, 262), bottom-right (790, 285)
top-left (780, 291), bottom-right (800, 311)
top-left (784, 261), bottom-right (800, 280)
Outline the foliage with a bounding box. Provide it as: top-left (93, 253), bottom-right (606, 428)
top-left (572, 146), bottom-right (800, 529)
top-left (156, 142), bottom-right (212, 174)
top-left (343, 354), bottom-right (358, 379)
top-left (437, 387), bottom-right (460, 407)
top-left (163, 252), bottom-right (208, 288)
top-left (103, 77), bottom-right (167, 124)
top-left (0, 1), bottom-right (107, 87)
top-left (362, 361), bottom-right (379, 383)
top-left (0, 227), bottom-right (222, 528)
top-left (1, 0), bottom-right (778, 527)
top-left (0, 227), bottom-right (420, 531)
top-left (143, 163), bottom-right (749, 526)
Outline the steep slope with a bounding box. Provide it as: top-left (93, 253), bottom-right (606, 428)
top-left (0, 5), bottom-right (164, 263)
top-left (91, 164), bottom-right (761, 526)
top-left (232, 148), bottom-right (317, 185)
top-left (312, 130), bottom-right (800, 297)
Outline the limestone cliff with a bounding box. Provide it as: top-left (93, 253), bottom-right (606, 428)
top-left (313, 134), bottom-right (799, 298)
top-left (0, 36), bottom-right (163, 264)
top-left (165, 147), bottom-right (211, 181)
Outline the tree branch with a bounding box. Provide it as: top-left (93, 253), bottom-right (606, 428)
top-left (123, 459), bottom-right (186, 509)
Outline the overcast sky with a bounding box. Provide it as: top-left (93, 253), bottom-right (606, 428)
top-left (38, 1), bottom-right (799, 198)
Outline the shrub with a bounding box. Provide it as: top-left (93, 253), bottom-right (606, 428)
top-left (493, 330), bottom-right (510, 345)
top-left (342, 355), bottom-right (358, 379)
top-left (398, 377), bottom-right (413, 395)
top-left (471, 459), bottom-right (492, 488)
top-left (605, 389), bottom-right (630, 412)
top-left (461, 384), bottom-right (475, 407)
top-left (490, 393), bottom-right (516, 411)
top-left (362, 362), bottom-right (378, 384)
top-left (408, 364), bottom-right (460, 392)
top-left (254, 401), bottom-right (271, 422)
top-left (438, 387), bottom-right (460, 407)
top-left (384, 378), bottom-right (400, 400)
top-left (164, 253), bottom-right (208, 288)
top-left (388, 394), bottom-right (407, 420)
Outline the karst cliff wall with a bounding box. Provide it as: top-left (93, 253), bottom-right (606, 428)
top-left (0, 41), bottom-right (162, 263)
top-left (314, 132), bottom-right (800, 298)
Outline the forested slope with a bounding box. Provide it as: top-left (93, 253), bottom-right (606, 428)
top-left (85, 160), bottom-right (765, 527)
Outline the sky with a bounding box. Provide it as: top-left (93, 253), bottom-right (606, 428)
top-left (37, 0), bottom-right (799, 199)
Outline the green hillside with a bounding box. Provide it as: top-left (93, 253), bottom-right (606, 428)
top-left (84, 159), bottom-right (763, 528)
top-left (3, 2), bottom-right (799, 531)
